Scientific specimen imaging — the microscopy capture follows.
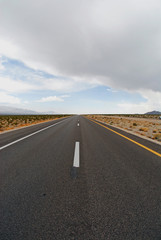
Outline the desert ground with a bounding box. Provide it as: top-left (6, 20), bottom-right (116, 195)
top-left (0, 115), bottom-right (69, 133)
top-left (88, 115), bottom-right (161, 143)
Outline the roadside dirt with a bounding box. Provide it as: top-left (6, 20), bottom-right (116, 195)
top-left (88, 115), bottom-right (161, 143)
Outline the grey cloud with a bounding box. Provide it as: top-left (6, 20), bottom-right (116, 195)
top-left (0, 0), bottom-right (161, 91)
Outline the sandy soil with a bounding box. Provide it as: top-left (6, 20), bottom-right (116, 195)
top-left (88, 115), bottom-right (161, 143)
top-left (0, 117), bottom-right (59, 133)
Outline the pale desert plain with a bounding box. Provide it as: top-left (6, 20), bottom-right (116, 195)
top-left (88, 115), bottom-right (161, 144)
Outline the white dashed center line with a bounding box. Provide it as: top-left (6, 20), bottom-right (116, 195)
top-left (73, 142), bottom-right (80, 167)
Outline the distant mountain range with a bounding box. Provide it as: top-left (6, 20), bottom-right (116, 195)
top-left (145, 110), bottom-right (161, 115)
top-left (0, 106), bottom-right (39, 115)
top-left (1, 105), bottom-right (160, 115)
top-left (0, 106), bottom-right (56, 115)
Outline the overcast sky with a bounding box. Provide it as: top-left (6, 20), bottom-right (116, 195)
top-left (0, 0), bottom-right (161, 113)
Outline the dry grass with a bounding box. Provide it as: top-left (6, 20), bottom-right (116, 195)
top-left (87, 114), bottom-right (161, 143)
top-left (0, 115), bottom-right (70, 133)
top-left (139, 127), bottom-right (148, 132)
top-left (154, 133), bottom-right (161, 141)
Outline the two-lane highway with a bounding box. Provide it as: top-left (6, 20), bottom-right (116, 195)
top-left (1, 116), bottom-right (161, 239)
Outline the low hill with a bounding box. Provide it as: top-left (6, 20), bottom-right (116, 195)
top-left (0, 106), bottom-right (38, 115)
top-left (145, 110), bottom-right (161, 115)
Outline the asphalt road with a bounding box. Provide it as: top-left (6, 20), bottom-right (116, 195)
top-left (1, 115), bottom-right (161, 240)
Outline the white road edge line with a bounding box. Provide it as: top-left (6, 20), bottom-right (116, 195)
top-left (0, 119), bottom-right (67, 151)
top-left (73, 142), bottom-right (80, 167)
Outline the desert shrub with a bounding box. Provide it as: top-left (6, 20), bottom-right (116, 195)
top-left (133, 123), bottom-right (137, 126)
top-left (154, 133), bottom-right (161, 140)
top-left (0, 114), bottom-right (70, 131)
top-left (139, 127), bottom-right (148, 132)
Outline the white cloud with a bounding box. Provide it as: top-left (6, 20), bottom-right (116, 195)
top-left (118, 90), bottom-right (161, 113)
top-left (118, 102), bottom-right (150, 114)
top-left (0, 39), bottom-right (20, 60)
top-left (0, 0), bottom-right (160, 93)
top-left (0, 63), bottom-right (4, 71)
top-left (0, 72), bottom-right (98, 94)
top-left (0, 76), bottom-right (37, 93)
top-left (0, 56), bottom-right (5, 70)
top-left (23, 100), bottom-right (29, 104)
top-left (61, 94), bottom-right (70, 98)
top-left (0, 92), bottom-right (20, 104)
top-left (36, 76), bottom-right (98, 93)
top-left (37, 96), bottom-right (64, 102)
top-left (107, 88), bottom-right (118, 93)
